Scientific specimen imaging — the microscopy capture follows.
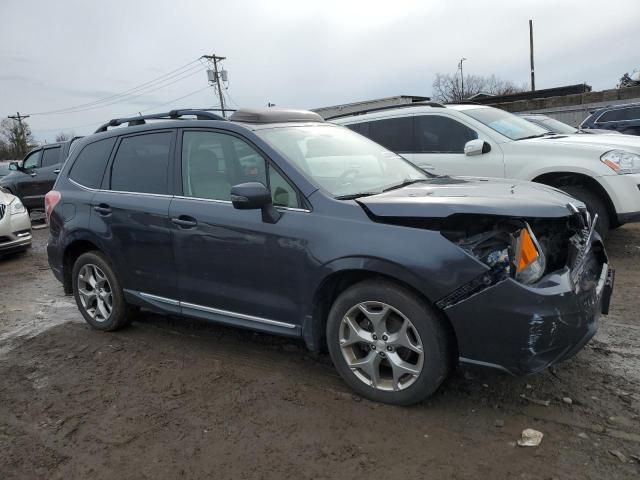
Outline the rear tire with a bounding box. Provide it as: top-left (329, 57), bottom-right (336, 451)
top-left (326, 279), bottom-right (450, 406)
top-left (558, 185), bottom-right (610, 239)
top-left (72, 251), bottom-right (133, 331)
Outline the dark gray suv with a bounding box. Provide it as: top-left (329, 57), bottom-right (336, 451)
top-left (46, 108), bottom-right (613, 405)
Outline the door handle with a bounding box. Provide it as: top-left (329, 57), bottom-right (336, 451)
top-left (30, 171), bottom-right (37, 177)
top-left (93, 204), bottom-right (112, 216)
top-left (171, 216), bottom-right (198, 228)
top-left (53, 169), bottom-right (61, 174)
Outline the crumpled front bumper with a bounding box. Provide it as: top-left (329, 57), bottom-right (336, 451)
top-left (445, 258), bottom-right (613, 376)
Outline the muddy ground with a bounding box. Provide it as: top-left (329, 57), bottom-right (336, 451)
top-left (1, 226), bottom-right (639, 479)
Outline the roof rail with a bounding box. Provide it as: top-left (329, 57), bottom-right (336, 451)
top-left (443, 101), bottom-right (483, 106)
top-left (94, 108), bottom-right (232, 133)
top-left (324, 101), bottom-right (444, 121)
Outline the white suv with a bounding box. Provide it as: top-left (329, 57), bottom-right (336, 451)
top-left (331, 103), bottom-right (640, 236)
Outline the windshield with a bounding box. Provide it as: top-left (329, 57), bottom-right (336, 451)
top-left (256, 125), bottom-right (428, 198)
top-left (463, 107), bottom-right (549, 140)
top-left (528, 116), bottom-right (577, 134)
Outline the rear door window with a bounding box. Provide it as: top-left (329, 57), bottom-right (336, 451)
top-left (366, 117), bottom-right (414, 153)
top-left (110, 132), bottom-right (173, 194)
top-left (618, 106), bottom-right (640, 121)
top-left (41, 147), bottom-right (62, 167)
top-left (414, 115), bottom-right (478, 153)
top-left (597, 109), bottom-right (625, 123)
top-left (69, 138), bottom-right (116, 189)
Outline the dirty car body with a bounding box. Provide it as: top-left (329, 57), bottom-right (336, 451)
top-left (353, 176), bottom-right (612, 374)
top-left (47, 110), bottom-right (612, 404)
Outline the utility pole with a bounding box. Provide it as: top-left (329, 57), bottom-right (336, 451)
top-left (458, 58), bottom-right (467, 100)
top-left (529, 20), bottom-right (536, 91)
top-left (7, 112), bottom-right (30, 157)
top-left (202, 54), bottom-right (227, 117)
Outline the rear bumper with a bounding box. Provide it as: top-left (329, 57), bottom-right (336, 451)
top-left (446, 261), bottom-right (613, 376)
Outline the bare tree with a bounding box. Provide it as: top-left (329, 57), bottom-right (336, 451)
top-left (0, 118), bottom-right (36, 159)
top-left (55, 131), bottom-right (74, 142)
top-left (432, 73), bottom-right (526, 103)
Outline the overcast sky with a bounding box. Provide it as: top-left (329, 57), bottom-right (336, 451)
top-left (1, 0), bottom-right (638, 142)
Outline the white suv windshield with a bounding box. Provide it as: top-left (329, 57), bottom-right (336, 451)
top-left (256, 125), bottom-right (428, 198)
top-left (463, 107), bottom-right (549, 140)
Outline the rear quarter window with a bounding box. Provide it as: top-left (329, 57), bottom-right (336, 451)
top-left (69, 138), bottom-right (116, 189)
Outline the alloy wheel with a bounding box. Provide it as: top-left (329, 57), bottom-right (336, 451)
top-left (77, 264), bottom-right (113, 322)
top-left (339, 301), bottom-right (424, 391)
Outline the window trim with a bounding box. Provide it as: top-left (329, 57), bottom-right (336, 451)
top-left (105, 129), bottom-right (176, 195)
top-left (176, 127), bottom-right (309, 210)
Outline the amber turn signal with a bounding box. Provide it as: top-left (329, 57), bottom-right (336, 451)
top-left (516, 227), bottom-right (539, 273)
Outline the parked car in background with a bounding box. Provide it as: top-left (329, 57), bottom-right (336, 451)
top-left (331, 103), bottom-right (640, 237)
top-left (518, 113), bottom-right (618, 135)
top-left (580, 102), bottom-right (640, 136)
top-left (46, 108), bottom-right (613, 405)
top-left (0, 138), bottom-right (80, 211)
top-left (0, 162), bottom-right (13, 178)
top-left (0, 186), bottom-right (32, 256)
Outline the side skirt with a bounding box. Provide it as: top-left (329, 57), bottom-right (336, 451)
top-left (124, 289), bottom-right (302, 338)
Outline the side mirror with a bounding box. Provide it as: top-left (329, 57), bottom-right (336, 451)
top-left (8, 161), bottom-right (18, 171)
top-left (464, 139), bottom-right (491, 156)
top-left (231, 182), bottom-right (281, 224)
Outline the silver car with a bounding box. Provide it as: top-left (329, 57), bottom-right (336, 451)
top-left (0, 186), bottom-right (32, 255)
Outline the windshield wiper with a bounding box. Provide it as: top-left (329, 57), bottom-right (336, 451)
top-left (382, 178), bottom-right (429, 193)
top-left (516, 132), bottom-right (554, 140)
top-left (335, 192), bottom-right (380, 200)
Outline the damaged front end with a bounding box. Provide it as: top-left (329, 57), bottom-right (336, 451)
top-left (436, 206), bottom-right (614, 375)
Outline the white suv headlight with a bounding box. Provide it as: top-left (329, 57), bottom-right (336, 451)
top-left (600, 150), bottom-right (640, 174)
top-left (10, 198), bottom-right (26, 215)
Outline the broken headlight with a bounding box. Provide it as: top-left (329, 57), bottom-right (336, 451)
top-left (454, 221), bottom-right (546, 286)
top-left (514, 224), bottom-right (546, 284)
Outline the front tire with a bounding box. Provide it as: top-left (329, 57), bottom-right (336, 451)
top-left (326, 279), bottom-right (450, 406)
top-left (72, 251), bottom-right (132, 331)
top-left (558, 185), bottom-right (610, 238)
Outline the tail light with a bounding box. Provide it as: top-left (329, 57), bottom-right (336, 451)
top-left (44, 190), bottom-right (61, 223)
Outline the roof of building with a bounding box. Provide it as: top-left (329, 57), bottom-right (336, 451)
top-left (473, 84), bottom-right (592, 104)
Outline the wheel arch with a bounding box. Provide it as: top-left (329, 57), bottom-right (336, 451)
top-left (304, 267), bottom-right (459, 366)
top-left (531, 171), bottom-right (617, 227)
top-left (62, 238), bottom-right (103, 294)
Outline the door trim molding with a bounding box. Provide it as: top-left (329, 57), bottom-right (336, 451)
top-left (135, 290), bottom-right (296, 329)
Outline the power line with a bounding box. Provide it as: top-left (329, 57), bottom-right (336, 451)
top-left (29, 66), bottom-right (206, 116)
top-left (33, 86), bottom-right (215, 134)
top-left (27, 59), bottom-right (203, 116)
top-left (135, 85), bottom-right (213, 114)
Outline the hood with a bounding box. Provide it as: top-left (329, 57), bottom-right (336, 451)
top-left (357, 177), bottom-right (582, 219)
top-left (523, 132), bottom-right (640, 152)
